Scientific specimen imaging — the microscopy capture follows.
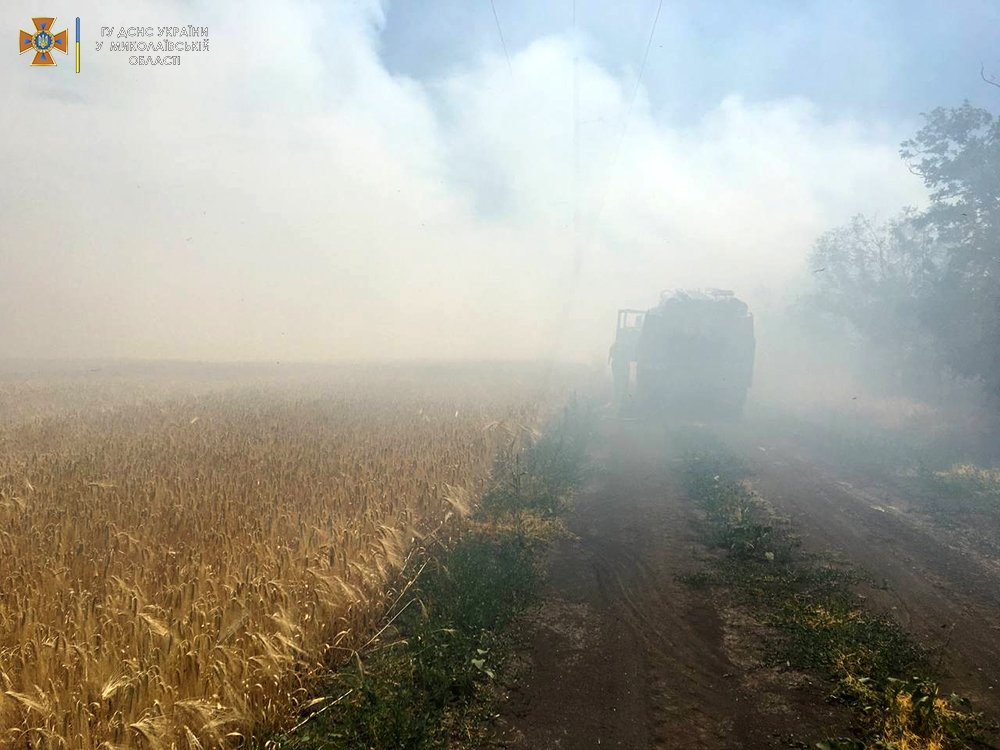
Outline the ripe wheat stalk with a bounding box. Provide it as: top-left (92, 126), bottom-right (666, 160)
top-left (0, 367), bottom-right (565, 748)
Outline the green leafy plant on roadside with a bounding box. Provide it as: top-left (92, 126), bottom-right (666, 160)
top-left (683, 452), bottom-right (797, 563)
top-left (822, 674), bottom-right (986, 750)
top-left (282, 527), bottom-right (537, 749)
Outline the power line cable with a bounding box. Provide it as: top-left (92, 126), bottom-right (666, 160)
top-left (573, 0), bottom-right (581, 274)
top-left (489, 0), bottom-right (513, 74)
top-left (591, 0), bottom-right (664, 226)
top-left (624, 0), bottom-right (664, 130)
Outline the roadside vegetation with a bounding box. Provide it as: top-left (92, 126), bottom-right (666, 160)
top-left (919, 464), bottom-right (1000, 518)
top-left (679, 431), bottom-right (994, 750)
top-left (268, 399), bottom-right (592, 749)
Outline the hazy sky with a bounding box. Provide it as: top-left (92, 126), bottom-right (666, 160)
top-left (2, 1), bottom-right (997, 362)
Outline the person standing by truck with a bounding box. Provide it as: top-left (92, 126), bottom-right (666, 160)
top-left (610, 309), bottom-right (643, 410)
top-left (609, 339), bottom-right (630, 405)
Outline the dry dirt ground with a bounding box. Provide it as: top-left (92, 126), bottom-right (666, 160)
top-left (489, 418), bottom-right (1000, 749)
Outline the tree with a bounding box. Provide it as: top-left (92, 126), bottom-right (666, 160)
top-left (801, 102), bottom-right (1000, 399)
top-left (900, 103), bottom-right (1000, 394)
top-left (806, 211), bottom-right (945, 390)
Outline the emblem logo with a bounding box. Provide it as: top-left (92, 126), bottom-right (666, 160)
top-left (19, 17), bottom-right (69, 67)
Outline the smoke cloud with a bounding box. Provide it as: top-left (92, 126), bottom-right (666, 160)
top-left (0, 0), bottom-right (928, 362)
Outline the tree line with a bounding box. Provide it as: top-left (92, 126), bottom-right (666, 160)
top-left (805, 99), bottom-right (1000, 400)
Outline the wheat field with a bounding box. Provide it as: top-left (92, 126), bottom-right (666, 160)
top-left (0, 364), bottom-right (568, 748)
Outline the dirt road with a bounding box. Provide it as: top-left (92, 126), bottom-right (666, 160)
top-left (493, 418), bottom-right (1000, 749)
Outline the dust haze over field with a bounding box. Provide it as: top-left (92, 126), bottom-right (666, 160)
top-left (7, 0), bottom-right (996, 365)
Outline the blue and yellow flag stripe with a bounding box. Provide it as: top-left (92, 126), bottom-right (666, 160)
top-left (75, 17), bottom-right (80, 73)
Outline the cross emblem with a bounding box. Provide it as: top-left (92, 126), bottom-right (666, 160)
top-left (18, 17), bottom-right (68, 67)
